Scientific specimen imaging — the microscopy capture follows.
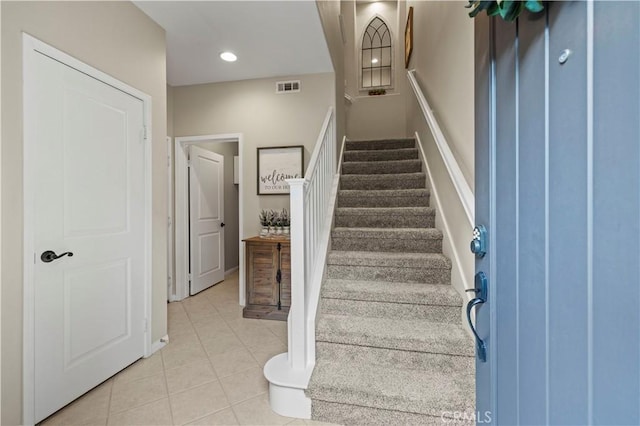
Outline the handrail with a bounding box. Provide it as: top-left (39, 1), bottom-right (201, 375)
top-left (286, 107), bottom-right (337, 370)
top-left (304, 107), bottom-right (334, 178)
top-left (407, 69), bottom-right (474, 227)
top-left (264, 107), bottom-right (341, 418)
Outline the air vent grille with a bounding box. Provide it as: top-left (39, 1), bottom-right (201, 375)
top-left (276, 80), bottom-right (301, 94)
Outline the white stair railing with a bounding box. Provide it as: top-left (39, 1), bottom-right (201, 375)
top-left (287, 106), bottom-right (336, 370)
top-left (264, 106), bottom-right (343, 419)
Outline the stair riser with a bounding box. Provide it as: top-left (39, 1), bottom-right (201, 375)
top-left (335, 214), bottom-right (435, 228)
top-left (309, 384), bottom-right (475, 420)
top-left (315, 342), bottom-right (474, 375)
top-left (344, 149), bottom-right (418, 162)
top-left (338, 193), bottom-right (429, 208)
top-left (341, 175), bottom-right (425, 190)
top-left (342, 160), bottom-right (422, 175)
top-left (321, 298), bottom-right (460, 322)
top-left (346, 139), bottom-right (415, 151)
top-left (331, 236), bottom-right (442, 253)
top-left (312, 400), bottom-right (452, 426)
top-left (326, 265), bottom-right (450, 284)
top-left (323, 280), bottom-right (462, 307)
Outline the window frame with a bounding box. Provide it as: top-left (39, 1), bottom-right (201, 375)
top-left (359, 15), bottom-right (394, 91)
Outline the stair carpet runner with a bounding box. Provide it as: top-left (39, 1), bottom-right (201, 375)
top-left (306, 138), bottom-right (475, 425)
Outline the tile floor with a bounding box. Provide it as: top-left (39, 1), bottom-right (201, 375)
top-left (41, 272), bottom-right (336, 426)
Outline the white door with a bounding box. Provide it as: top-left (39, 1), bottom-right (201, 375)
top-left (29, 50), bottom-right (146, 422)
top-left (189, 146), bottom-right (225, 294)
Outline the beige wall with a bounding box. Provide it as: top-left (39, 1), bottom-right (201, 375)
top-left (406, 0), bottom-right (474, 186)
top-left (167, 84), bottom-right (174, 137)
top-left (1, 2), bottom-right (167, 423)
top-left (316, 0), bottom-right (346, 145)
top-left (172, 72), bottom-right (335, 240)
top-left (195, 142), bottom-right (240, 273)
top-left (405, 0), bottom-right (475, 294)
top-left (343, 0), bottom-right (409, 140)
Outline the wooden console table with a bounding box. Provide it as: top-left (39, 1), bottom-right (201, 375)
top-left (242, 236), bottom-right (291, 321)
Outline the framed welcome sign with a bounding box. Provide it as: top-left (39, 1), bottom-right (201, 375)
top-left (257, 146), bottom-right (304, 195)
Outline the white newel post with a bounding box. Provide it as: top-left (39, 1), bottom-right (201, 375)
top-left (263, 108), bottom-right (337, 420)
top-left (286, 178), bottom-right (307, 370)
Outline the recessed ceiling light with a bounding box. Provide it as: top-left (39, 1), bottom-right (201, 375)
top-left (371, 58), bottom-right (379, 64)
top-left (220, 52), bottom-right (237, 62)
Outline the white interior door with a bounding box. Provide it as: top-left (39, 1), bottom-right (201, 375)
top-left (29, 50), bottom-right (146, 422)
top-left (189, 146), bottom-right (225, 294)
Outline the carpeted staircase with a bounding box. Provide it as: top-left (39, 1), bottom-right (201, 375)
top-left (306, 138), bottom-right (475, 425)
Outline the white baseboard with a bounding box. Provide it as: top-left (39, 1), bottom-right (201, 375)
top-left (147, 335), bottom-right (168, 356)
top-left (225, 266), bottom-right (239, 276)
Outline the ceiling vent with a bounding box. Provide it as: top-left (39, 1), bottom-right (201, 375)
top-left (276, 80), bottom-right (301, 94)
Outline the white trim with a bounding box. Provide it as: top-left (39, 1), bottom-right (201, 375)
top-left (22, 33), bottom-right (154, 425)
top-left (264, 130), bottom-right (344, 419)
top-left (225, 266), bottom-right (239, 276)
top-left (415, 131), bottom-right (472, 293)
top-left (407, 70), bottom-right (474, 227)
top-left (174, 134), bottom-right (244, 304)
top-left (167, 136), bottom-right (174, 302)
top-left (148, 337), bottom-right (168, 355)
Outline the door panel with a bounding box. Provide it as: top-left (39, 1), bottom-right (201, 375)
top-left (476, 2), bottom-right (640, 424)
top-left (516, 10), bottom-right (547, 425)
top-left (592, 2), bottom-right (640, 423)
top-left (63, 88), bottom-right (129, 236)
top-left (493, 18), bottom-right (518, 424)
top-left (189, 146), bottom-right (225, 294)
top-left (30, 51), bottom-right (146, 422)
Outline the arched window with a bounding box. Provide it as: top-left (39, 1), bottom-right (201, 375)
top-left (361, 17), bottom-right (392, 88)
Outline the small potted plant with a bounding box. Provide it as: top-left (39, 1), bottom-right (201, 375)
top-left (259, 210), bottom-right (269, 237)
top-left (281, 208), bottom-right (290, 236)
top-left (267, 210), bottom-right (276, 235)
top-left (274, 210), bottom-right (284, 235)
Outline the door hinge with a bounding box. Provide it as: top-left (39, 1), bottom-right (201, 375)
top-left (168, 217), bottom-right (172, 227)
top-left (142, 126), bottom-right (148, 141)
top-left (143, 318), bottom-right (148, 333)
top-left (188, 273), bottom-right (192, 282)
top-left (167, 155), bottom-right (171, 168)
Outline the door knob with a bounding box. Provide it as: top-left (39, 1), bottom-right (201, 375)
top-left (220, 222), bottom-right (225, 227)
top-left (466, 271), bottom-right (488, 362)
top-left (41, 250), bottom-right (73, 263)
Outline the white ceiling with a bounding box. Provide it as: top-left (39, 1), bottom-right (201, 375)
top-left (133, 1), bottom-right (334, 87)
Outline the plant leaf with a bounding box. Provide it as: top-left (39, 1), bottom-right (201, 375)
top-left (498, 0), bottom-right (525, 21)
top-left (467, 0), bottom-right (494, 17)
top-left (487, 2), bottom-right (501, 16)
top-left (525, 0), bottom-right (544, 13)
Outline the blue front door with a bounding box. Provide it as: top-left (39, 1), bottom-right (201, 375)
top-left (474, 2), bottom-right (640, 424)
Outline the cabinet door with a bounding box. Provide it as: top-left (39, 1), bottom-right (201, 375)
top-left (280, 245), bottom-right (291, 307)
top-left (247, 244), bottom-right (276, 305)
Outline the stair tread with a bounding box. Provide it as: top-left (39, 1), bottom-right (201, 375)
top-left (339, 188), bottom-right (428, 196)
top-left (343, 147), bottom-right (418, 158)
top-left (345, 139), bottom-right (416, 151)
top-left (322, 278), bottom-right (461, 307)
top-left (345, 147), bottom-right (417, 154)
top-left (309, 354), bottom-right (474, 416)
top-left (327, 251), bottom-right (451, 268)
top-left (341, 172), bottom-right (424, 179)
top-left (332, 227), bottom-right (442, 240)
top-left (316, 313), bottom-right (474, 356)
top-left (335, 206), bottom-right (434, 214)
top-left (343, 159), bottom-right (421, 164)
